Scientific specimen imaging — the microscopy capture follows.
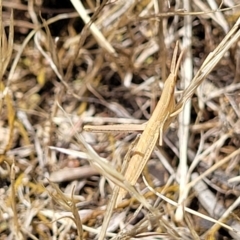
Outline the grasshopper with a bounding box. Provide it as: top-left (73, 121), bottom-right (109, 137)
top-left (84, 42), bottom-right (183, 204)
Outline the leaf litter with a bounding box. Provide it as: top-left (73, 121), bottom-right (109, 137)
top-left (1, 0), bottom-right (240, 239)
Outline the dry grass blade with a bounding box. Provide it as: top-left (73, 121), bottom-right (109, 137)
top-left (0, 4), bottom-right (13, 81)
top-left (173, 18), bottom-right (240, 223)
top-left (0, 3), bottom-right (15, 165)
top-left (176, 0), bottom-right (193, 222)
top-left (0, 2), bottom-right (13, 118)
top-left (174, 17), bottom-right (240, 115)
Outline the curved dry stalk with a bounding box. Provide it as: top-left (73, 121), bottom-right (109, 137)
top-left (173, 17), bottom-right (240, 116)
top-left (176, 0), bottom-right (193, 222)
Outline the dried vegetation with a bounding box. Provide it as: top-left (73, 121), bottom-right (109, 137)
top-left (1, 0), bottom-right (240, 239)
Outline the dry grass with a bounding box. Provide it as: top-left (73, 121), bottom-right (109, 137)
top-left (1, 0), bottom-right (240, 239)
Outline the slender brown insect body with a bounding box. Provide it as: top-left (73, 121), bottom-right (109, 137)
top-left (84, 42), bottom-right (183, 204)
top-left (115, 42), bottom-right (183, 203)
